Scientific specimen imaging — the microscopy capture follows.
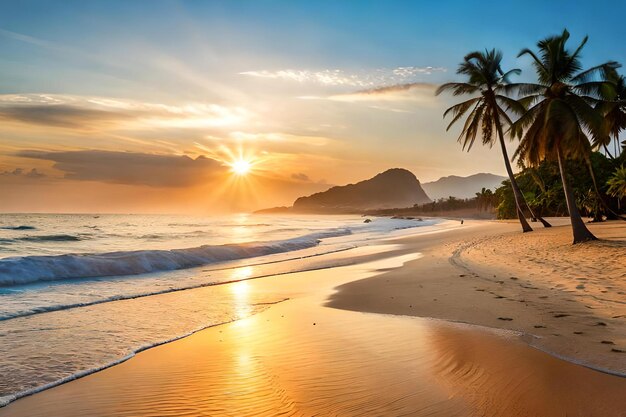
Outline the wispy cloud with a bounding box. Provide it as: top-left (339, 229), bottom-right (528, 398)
top-left (329, 82), bottom-right (438, 102)
top-left (0, 94), bottom-right (251, 130)
top-left (18, 150), bottom-right (227, 187)
top-left (239, 67), bottom-right (446, 88)
top-left (226, 131), bottom-right (332, 147)
top-left (298, 82), bottom-right (440, 111)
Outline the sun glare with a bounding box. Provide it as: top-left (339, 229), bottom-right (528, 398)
top-left (231, 159), bottom-right (251, 175)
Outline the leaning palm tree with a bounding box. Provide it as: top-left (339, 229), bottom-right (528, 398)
top-left (436, 49), bottom-right (533, 232)
top-left (509, 29), bottom-right (620, 243)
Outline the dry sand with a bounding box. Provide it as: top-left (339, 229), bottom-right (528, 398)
top-left (329, 219), bottom-right (626, 374)
top-left (1, 220), bottom-right (625, 416)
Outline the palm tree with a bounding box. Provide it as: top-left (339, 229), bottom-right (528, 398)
top-left (436, 49), bottom-right (533, 232)
top-left (607, 166), bottom-right (626, 203)
top-left (599, 75), bottom-right (626, 159)
top-left (509, 29), bottom-right (620, 243)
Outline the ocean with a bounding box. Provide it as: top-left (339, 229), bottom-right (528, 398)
top-left (0, 213), bottom-right (441, 406)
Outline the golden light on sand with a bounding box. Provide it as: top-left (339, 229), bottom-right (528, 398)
top-left (231, 267), bottom-right (253, 282)
top-left (230, 159), bottom-right (252, 175)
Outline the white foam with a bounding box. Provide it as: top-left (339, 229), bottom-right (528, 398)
top-left (0, 229), bottom-right (352, 286)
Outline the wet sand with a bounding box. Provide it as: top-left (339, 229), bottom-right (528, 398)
top-left (330, 219), bottom-right (626, 374)
top-left (2, 221), bottom-right (625, 416)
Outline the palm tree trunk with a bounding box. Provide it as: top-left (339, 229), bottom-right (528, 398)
top-left (494, 121), bottom-right (532, 232)
top-left (556, 146), bottom-right (597, 244)
top-left (524, 168), bottom-right (552, 227)
top-left (585, 158), bottom-right (626, 221)
top-left (522, 199), bottom-right (552, 227)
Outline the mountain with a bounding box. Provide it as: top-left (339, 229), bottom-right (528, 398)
top-left (292, 168), bottom-right (431, 212)
top-left (421, 173), bottom-right (506, 200)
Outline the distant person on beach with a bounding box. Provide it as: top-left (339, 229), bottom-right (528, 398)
top-left (461, 219), bottom-right (464, 225)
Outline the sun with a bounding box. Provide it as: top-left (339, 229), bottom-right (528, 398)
top-left (231, 159), bottom-right (251, 175)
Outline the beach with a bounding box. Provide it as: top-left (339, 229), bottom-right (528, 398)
top-left (1, 219), bottom-right (624, 416)
top-left (330, 218), bottom-right (626, 374)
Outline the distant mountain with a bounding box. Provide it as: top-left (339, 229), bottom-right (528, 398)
top-left (421, 173), bottom-right (506, 200)
top-left (292, 168), bottom-right (431, 212)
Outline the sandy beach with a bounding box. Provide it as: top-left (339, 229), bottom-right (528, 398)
top-left (1, 220), bottom-right (625, 416)
top-left (330, 218), bottom-right (626, 374)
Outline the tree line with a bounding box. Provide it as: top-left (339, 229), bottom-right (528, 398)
top-left (437, 29), bottom-right (626, 243)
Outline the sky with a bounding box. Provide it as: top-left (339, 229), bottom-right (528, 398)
top-left (1, 0), bottom-right (625, 213)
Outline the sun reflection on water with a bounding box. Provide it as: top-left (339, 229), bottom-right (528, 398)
top-left (230, 267), bottom-right (254, 321)
top-left (231, 266), bottom-right (253, 282)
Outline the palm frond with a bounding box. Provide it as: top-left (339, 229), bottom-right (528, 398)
top-left (518, 48), bottom-right (549, 83)
top-left (435, 82), bottom-right (480, 96)
top-left (444, 98), bottom-right (481, 131)
top-left (503, 82), bottom-right (545, 97)
top-left (571, 62), bottom-right (621, 84)
top-left (495, 94), bottom-right (526, 116)
top-left (459, 103), bottom-right (485, 151)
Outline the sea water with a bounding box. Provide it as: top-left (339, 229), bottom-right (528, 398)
top-left (0, 213), bottom-right (441, 406)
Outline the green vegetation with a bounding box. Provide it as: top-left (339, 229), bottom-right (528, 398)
top-left (606, 166), bottom-right (626, 200)
top-left (438, 29), bottom-right (625, 244)
top-left (494, 152), bottom-right (623, 221)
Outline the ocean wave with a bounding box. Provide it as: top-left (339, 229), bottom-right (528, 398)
top-left (0, 245), bottom-right (356, 322)
top-left (18, 234), bottom-right (83, 242)
top-left (0, 225), bottom-right (36, 230)
top-left (0, 229), bottom-right (352, 287)
top-left (138, 230), bottom-right (211, 240)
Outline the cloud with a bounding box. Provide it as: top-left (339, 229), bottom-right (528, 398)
top-left (291, 172), bottom-right (310, 182)
top-left (352, 82), bottom-right (438, 96)
top-left (0, 94), bottom-right (251, 130)
top-left (226, 131), bottom-right (332, 147)
top-left (239, 67), bottom-right (446, 88)
top-left (0, 168), bottom-right (46, 179)
top-left (17, 150), bottom-right (228, 187)
top-left (297, 83), bottom-right (440, 111)
top-left (0, 104), bottom-right (133, 128)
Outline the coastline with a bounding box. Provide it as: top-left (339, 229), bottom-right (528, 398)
top-left (1, 219), bottom-right (625, 416)
top-left (329, 218), bottom-right (626, 374)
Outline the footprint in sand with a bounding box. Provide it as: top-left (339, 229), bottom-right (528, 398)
top-left (601, 340), bottom-right (615, 345)
top-left (553, 314), bottom-right (570, 318)
top-left (534, 325), bottom-right (546, 328)
top-left (498, 317), bottom-right (513, 321)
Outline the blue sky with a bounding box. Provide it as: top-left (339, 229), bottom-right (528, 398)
top-left (0, 1), bottom-right (624, 212)
top-left (2, 0), bottom-right (624, 91)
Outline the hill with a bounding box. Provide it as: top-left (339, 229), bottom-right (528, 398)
top-left (291, 168), bottom-right (431, 212)
top-left (421, 173), bottom-right (506, 200)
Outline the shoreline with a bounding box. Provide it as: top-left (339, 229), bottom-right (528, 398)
top-left (1, 219), bottom-right (625, 415)
top-left (329, 219), bottom-right (626, 374)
